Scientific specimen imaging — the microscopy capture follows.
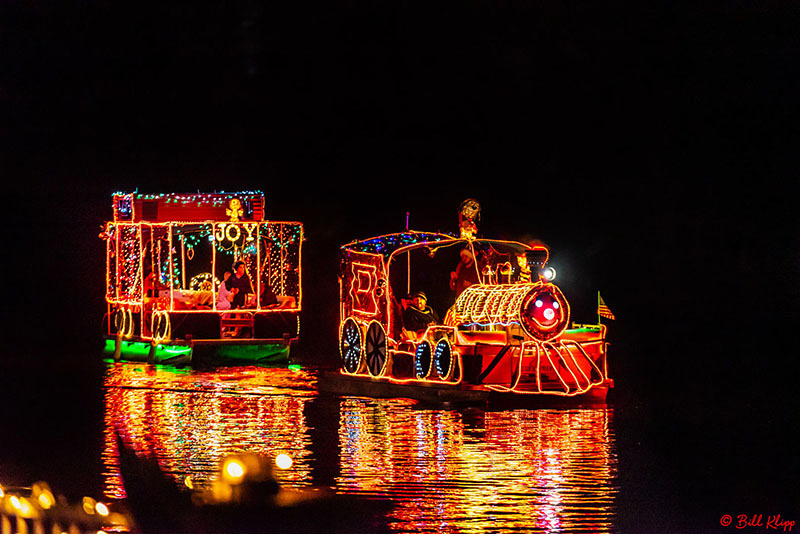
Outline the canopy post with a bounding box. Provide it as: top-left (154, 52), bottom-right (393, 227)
top-left (181, 233), bottom-right (186, 289)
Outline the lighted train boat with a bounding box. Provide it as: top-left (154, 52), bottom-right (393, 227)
top-left (320, 201), bottom-right (613, 403)
top-left (100, 191), bottom-right (302, 365)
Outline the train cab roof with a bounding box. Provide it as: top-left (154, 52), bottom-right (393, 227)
top-left (341, 231), bottom-right (543, 261)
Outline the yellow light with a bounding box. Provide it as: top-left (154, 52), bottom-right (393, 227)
top-left (106, 217), bottom-right (303, 318)
top-left (184, 476), bottom-right (194, 490)
top-left (13, 497), bottom-right (34, 517)
top-left (275, 454), bottom-right (293, 469)
top-left (38, 493), bottom-right (54, 509)
top-left (224, 459), bottom-right (246, 480)
top-left (82, 496), bottom-right (97, 515)
top-left (95, 502), bottom-right (110, 516)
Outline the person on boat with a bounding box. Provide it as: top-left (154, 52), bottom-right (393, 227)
top-left (402, 291), bottom-right (440, 339)
top-left (144, 271), bottom-right (168, 298)
top-left (260, 283), bottom-right (296, 309)
top-left (228, 261), bottom-right (254, 309)
top-left (450, 247), bottom-right (480, 297)
top-left (216, 271), bottom-right (235, 310)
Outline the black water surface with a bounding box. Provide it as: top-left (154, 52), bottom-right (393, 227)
top-left (2, 1), bottom-right (798, 531)
top-left (0, 341), bottom-right (797, 533)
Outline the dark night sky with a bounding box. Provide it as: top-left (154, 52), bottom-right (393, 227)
top-left (1, 0), bottom-right (799, 517)
top-left (2, 0), bottom-right (799, 456)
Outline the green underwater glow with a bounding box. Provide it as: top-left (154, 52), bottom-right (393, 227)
top-left (103, 339), bottom-right (289, 365)
top-left (103, 339), bottom-right (193, 357)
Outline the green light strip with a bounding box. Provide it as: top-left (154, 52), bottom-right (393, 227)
top-left (103, 339), bottom-right (192, 358)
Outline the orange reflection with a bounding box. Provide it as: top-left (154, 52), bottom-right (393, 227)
top-left (337, 401), bottom-right (617, 533)
top-left (101, 364), bottom-right (617, 533)
top-left (102, 363), bottom-right (317, 500)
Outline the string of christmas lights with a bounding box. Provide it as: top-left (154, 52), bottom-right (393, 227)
top-left (102, 192), bottom-right (303, 344)
top-left (336, 227), bottom-right (610, 398)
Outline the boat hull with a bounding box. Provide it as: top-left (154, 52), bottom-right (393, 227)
top-left (102, 337), bottom-right (291, 366)
top-left (318, 371), bottom-right (489, 404)
top-left (318, 371), bottom-right (612, 406)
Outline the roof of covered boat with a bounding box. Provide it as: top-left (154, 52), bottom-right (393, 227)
top-left (111, 190), bottom-right (267, 223)
top-left (341, 231), bottom-right (533, 259)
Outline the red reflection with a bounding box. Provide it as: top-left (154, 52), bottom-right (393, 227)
top-left (102, 364), bottom-right (317, 500)
top-left (102, 364), bottom-right (617, 533)
top-left (337, 402), bottom-right (616, 533)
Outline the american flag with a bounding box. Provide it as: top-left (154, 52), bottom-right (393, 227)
top-left (598, 293), bottom-right (615, 320)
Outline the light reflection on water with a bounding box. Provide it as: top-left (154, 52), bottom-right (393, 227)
top-left (103, 363), bottom-right (618, 533)
top-left (338, 398), bottom-right (617, 533)
top-left (102, 363), bottom-right (318, 498)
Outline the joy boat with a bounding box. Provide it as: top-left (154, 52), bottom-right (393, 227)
top-left (100, 191), bottom-right (303, 365)
top-left (322, 200), bottom-right (614, 403)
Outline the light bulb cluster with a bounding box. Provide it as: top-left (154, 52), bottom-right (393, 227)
top-left (103, 193), bottom-right (303, 343)
top-left (448, 283), bottom-right (537, 329)
top-left (335, 228), bottom-right (610, 398)
top-left (347, 231), bottom-right (457, 256)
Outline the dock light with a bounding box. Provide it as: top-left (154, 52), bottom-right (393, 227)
top-left (542, 266), bottom-right (557, 281)
top-left (82, 496), bottom-right (97, 515)
top-left (11, 496), bottom-right (35, 518)
top-left (32, 482), bottom-right (55, 510)
top-left (95, 502), bottom-right (110, 516)
top-left (275, 454), bottom-right (293, 470)
top-left (37, 493), bottom-right (54, 509)
top-left (220, 453), bottom-right (272, 485)
top-left (224, 459), bottom-right (246, 482)
top-left (213, 453), bottom-right (280, 504)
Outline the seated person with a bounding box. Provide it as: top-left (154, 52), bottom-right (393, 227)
top-left (228, 261), bottom-right (254, 309)
top-left (216, 271), bottom-right (235, 310)
top-left (402, 291), bottom-right (440, 340)
top-left (260, 284), bottom-right (296, 309)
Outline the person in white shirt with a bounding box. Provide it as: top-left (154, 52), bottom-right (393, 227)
top-left (216, 271), bottom-right (235, 310)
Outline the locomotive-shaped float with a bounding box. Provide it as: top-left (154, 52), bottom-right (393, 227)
top-left (326, 200), bottom-right (613, 402)
top-left (100, 191), bottom-right (302, 365)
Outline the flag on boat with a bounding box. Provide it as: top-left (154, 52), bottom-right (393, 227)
top-left (597, 293), bottom-right (615, 320)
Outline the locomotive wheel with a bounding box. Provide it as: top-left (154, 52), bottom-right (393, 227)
top-left (414, 340), bottom-right (432, 379)
top-left (365, 321), bottom-right (388, 377)
top-left (434, 339), bottom-right (454, 381)
top-left (340, 318), bottom-right (364, 374)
